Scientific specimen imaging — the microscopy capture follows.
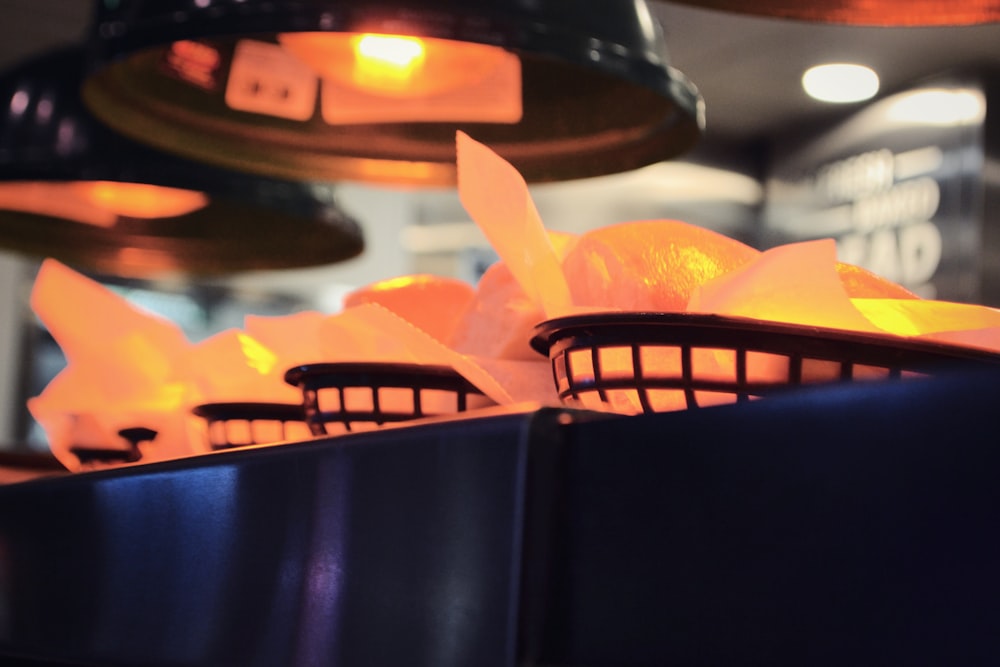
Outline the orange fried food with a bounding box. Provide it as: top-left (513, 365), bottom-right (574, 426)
top-left (835, 262), bottom-right (919, 299)
top-left (344, 274), bottom-right (476, 342)
top-left (561, 219), bottom-right (762, 311)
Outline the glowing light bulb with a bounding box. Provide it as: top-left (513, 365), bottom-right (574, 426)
top-left (351, 34), bottom-right (427, 91)
top-left (278, 32), bottom-right (516, 98)
top-left (355, 34), bottom-right (425, 69)
top-left (802, 63), bottom-right (880, 104)
top-left (276, 31), bottom-right (523, 123)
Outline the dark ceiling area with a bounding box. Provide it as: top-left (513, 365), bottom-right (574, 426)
top-left (651, 3), bottom-right (1000, 146)
top-left (0, 2), bottom-right (998, 157)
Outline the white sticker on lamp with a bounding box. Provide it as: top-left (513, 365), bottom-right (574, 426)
top-left (225, 40), bottom-right (318, 121)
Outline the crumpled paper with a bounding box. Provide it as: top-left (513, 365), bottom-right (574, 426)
top-left (28, 259), bottom-right (197, 470)
top-left (689, 238), bottom-right (1000, 352)
top-left (28, 261), bottom-right (321, 469)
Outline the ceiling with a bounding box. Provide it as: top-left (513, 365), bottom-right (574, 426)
top-left (0, 1), bottom-right (998, 156)
top-left (0, 1), bottom-right (90, 71)
top-left (650, 2), bottom-right (1000, 149)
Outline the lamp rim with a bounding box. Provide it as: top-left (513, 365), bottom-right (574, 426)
top-left (0, 46), bottom-right (365, 278)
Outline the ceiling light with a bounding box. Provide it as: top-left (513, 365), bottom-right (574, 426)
top-left (802, 64), bottom-right (880, 104)
top-left (884, 88), bottom-right (987, 126)
top-left (0, 47), bottom-right (364, 279)
top-left (661, 0), bottom-right (1000, 26)
top-left (80, 0), bottom-right (704, 187)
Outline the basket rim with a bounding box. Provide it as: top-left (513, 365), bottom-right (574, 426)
top-left (530, 311), bottom-right (1000, 363)
top-left (283, 361), bottom-right (471, 387)
top-left (191, 402), bottom-right (306, 421)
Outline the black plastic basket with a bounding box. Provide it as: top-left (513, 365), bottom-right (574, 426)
top-left (68, 427), bottom-right (158, 468)
top-left (532, 312), bottom-right (1000, 414)
top-left (284, 362), bottom-right (496, 436)
top-left (190, 402), bottom-right (311, 450)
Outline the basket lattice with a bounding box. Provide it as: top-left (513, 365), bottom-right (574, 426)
top-left (284, 362), bottom-right (495, 435)
top-left (532, 312), bottom-right (1000, 414)
top-left (191, 402), bottom-right (311, 450)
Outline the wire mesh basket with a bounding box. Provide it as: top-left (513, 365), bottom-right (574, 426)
top-left (531, 312), bottom-right (1000, 415)
top-left (190, 402), bottom-right (312, 450)
top-left (284, 362), bottom-right (497, 436)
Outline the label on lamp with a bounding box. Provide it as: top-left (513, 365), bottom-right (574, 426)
top-left (225, 40), bottom-right (319, 122)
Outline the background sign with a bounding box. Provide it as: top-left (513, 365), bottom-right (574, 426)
top-left (761, 77), bottom-right (987, 303)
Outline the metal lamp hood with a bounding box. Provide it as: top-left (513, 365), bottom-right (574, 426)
top-left (0, 47), bottom-right (364, 279)
top-left (81, 0), bottom-right (704, 186)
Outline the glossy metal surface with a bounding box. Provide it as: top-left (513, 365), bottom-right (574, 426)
top-left (665, 0), bottom-right (1000, 26)
top-left (81, 0), bottom-right (704, 186)
top-left (0, 408), bottom-right (572, 667)
top-left (522, 368), bottom-right (1000, 665)
top-left (0, 47), bottom-right (364, 278)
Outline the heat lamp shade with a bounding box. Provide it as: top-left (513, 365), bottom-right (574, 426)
top-left (81, 0), bottom-right (704, 186)
top-left (0, 47), bottom-right (364, 279)
top-left (662, 0), bottom-right (1000, 26)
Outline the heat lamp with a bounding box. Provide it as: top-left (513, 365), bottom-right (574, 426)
top-left (0, 46), bottom-right (364, 278)
top-left (661, 0), bottom-right (1000, 26)
top-left (80, 0), bottom-right (704, 186)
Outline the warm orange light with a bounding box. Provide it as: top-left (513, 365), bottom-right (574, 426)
top-left (278, 32), bottom-right (514, 98)
top-left (351, 35), bottom-right (423, 92)
top-left (0, 182), bottom-right (116, 227)
top-left (356, 34), bottom-right (425, 73)
top-left (237, 332), bottom-right (279, 376)
top-left (69, 182), bottom-right (209, 219)
top-left (359, 275), bottom-right (426, 293)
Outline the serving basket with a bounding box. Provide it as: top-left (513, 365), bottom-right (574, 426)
top-left (190, 402), bottom-right (312, 450)
top-left (67, 426), bottom-right (159, 467)
top-left (284, 362), bottom-right (497, 435)
top-left (531, 312), bottom-right (1000, 414)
